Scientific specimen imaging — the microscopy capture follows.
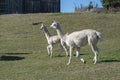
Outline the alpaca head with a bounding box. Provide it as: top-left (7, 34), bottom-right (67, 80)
top-left (40, 24), bottom-right (45, 30)
top-left (50, 21), bottom-right (60, 29)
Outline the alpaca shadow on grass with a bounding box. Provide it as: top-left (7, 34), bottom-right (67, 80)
top-left (0, 52), bottom-right (31, 61)
top-left (0, 55), bottom-right (25, 61)
top-left (54, 53), bottom-right (85, 58)
top-left (5, 52), bottom-right (32, 55)
top-left (99, 59), bottom-right (120, 63)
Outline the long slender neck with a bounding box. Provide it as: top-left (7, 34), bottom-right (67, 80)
top-left (42, 27), bottom-right (51, 40)
top-left (56, 25), bottom-right (64, 39)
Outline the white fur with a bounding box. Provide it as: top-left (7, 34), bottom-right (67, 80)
top-left (50, 21), bottom-right (103, 65)
top-left (40, 24), bottom-right (68, 57)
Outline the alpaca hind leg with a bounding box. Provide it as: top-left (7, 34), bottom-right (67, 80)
top-left (76, 48), bottom-right (85, 63)
top-left (67, 47), bottom-right (73, 65)
top-left (90, 44), bottom-right (99, 64)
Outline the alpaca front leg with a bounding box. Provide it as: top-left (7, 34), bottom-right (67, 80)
top-left (67, 47), bottom-right (73, 65)
top-left (47, 45), bottom-right (53, 58)
top-left (49, 45), bottom-right (53, 58)
top-left (61, 41), bottom-right (69, 57)
top-left (58, 44), bottom-right (63, 56)
top-left (47, 45), bottom-right (51, 56)
top-left (63, 45), bottom-right (69, 57)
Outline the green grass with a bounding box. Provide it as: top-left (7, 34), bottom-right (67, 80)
top-left (0, 13), bottom-right (120, 80)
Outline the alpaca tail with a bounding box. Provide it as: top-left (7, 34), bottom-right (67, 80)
top-left (88, 31), bottom-right (103, 46)
top-left (96, 31), bottom-right (104, 41)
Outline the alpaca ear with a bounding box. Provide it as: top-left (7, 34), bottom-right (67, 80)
top-left (41, 23), bottom-right (43, 26)
top-left (40, 23), bottom-right (44, 29)
top-left (41, 22), bottom-right (45, 25)
top-left (52, 20), bottom-right (56, 23)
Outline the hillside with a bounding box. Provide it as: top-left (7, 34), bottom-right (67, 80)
top-left (0, 13), bottom-right (120, 80)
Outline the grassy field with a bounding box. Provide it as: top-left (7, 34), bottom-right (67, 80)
top-left (0, 13), bottom-right (120, 80)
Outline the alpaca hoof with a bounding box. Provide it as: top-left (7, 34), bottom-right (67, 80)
top-left (67, 62), bottom-right (70, 65)
top-left (57, 54), bottom-right (61, 57)
top-left (93, 62), bottom-right (96, 64)
top-left (93, 60), bottom-right (97, 64)
top-left (93, 61), bottom-right (97, 64)
top-left (50, 56), bottom-right (53, 58)
top-left (48, 53), bottom-right (51, 56)
top-left (84, 61), bottom-right (86, 64)
top-left (66, 55), bottom-right (69, 57)
top-left (67, 63), bottom-right (70, 65)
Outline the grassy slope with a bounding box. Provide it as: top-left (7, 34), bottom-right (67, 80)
top-left (0, 13), bottom-right (120, 80)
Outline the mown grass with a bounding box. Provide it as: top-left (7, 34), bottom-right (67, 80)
top-left (0, 13), bottom-right (120, 80)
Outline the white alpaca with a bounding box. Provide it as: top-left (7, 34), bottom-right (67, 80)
top-left (50, 21), bottom-right (103, 65)
top-left (40, 24), bottom-right (68, 57)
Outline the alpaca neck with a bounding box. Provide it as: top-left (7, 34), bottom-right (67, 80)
top-left (43, 27), bottom-right (51, 40)
top-left (56, 27), bottom-right (64, 39)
